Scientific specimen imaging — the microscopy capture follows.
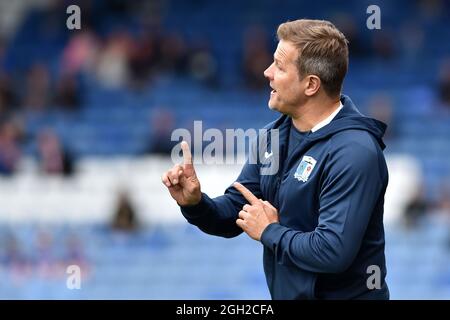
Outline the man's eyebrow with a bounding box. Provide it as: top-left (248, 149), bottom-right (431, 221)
top-left (274, 56), bottom-right (283, 65)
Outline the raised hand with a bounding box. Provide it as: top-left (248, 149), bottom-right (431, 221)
top-left (162, 141), bottom-right (201, 206)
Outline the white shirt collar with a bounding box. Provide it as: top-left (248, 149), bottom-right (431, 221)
top-left (310, 102), bottom-right (344, 133)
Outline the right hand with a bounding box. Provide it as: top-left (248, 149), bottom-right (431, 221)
top-left (161, 141), bottom-right (201, 206)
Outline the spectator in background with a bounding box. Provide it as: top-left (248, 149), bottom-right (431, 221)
top-left (0, 121), bottom-right (22, 176)
top-left (157, 33), bottom-right (189, 75)
top-left (187, 40), bottom-right (219, 88)
top-left (33, 230), bottom-right (58, 279)
top-left (112, 190), bottom-right (139, 232)
top-left (36, 128), bottom-right (74, 177)
top-left (399, 22), bottom-right (424, 65)
top-left (429, 180), bottom-right (450, 249)
top-left (53, 74), bottom-right (81, 111)
top-left (0, 36), bottom-right (5, 68)
top-left (333, 14), bottom-right (370, 58)
top-left (403, 187), bottom-right (430, 228)
top-left (437, 58), bottom-right (450, 108)
top-left (95, 31), bottom-right (132, 88)
top-left (241, 25), bottom-right (272, 90)
top-left (145, 108), bottom-right (177, 155)
top-left (372, 29), bottom-right (397, 61)
top-left (62, 233), bottom-right (91, 280)
top-left (417, 0), bottom-right (445, 23)
top-left (1, 233), bottom-right (30, 281)
top-left (433, 181), bottom-right (450, 222)
top-left (366, 93), bottom-right (396, 141)
top-left (127, 30), bottom-right (159, 90)
top-left (23, 63), bottom-right (51, 111)
top-left (60, 28), bottom-right (100, 76)
top-left (0, 73), bottom-right (18, 119)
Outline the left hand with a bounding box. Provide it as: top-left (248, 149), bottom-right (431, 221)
top-left (233, 182), bottom-right (279, 241)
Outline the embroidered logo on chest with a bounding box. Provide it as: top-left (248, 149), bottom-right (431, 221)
top-left (294, 156), bottom-right (317, 182)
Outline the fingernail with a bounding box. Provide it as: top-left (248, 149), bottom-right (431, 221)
top-left (173, 179), bottom-right (178, 184)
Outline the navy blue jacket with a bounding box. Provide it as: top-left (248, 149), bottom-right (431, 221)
top-left (181, 95), bottom-right (389, 300)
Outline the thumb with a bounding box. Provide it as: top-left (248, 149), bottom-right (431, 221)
top-left (178, 165), bottom-right (199, 188)
top-left (261, 200), bottom-right (278, 217)
top-left (262, 200), bottom-right (277, 212)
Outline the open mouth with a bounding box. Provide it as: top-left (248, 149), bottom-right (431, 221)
top-left (271, 89), bottom-right (277, 94)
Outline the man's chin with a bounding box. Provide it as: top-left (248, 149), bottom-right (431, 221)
top-left (268, 101), bottom-right (278, 111)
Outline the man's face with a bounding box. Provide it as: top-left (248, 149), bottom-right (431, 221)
top-left (263, 40), bottom-right (306, 114)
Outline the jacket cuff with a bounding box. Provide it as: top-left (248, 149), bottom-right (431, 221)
top-left (260, 223), bottom-right (290, 251)
top-left (179, 193), bottom-right (211, 219)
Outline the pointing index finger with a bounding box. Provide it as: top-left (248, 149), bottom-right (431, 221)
top-left (181, 141), bottom-right (192, 165)
top-left (233, 182), bottom-right (259, 205)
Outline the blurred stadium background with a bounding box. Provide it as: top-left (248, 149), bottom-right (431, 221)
top-left (0, 0), bottom-right (450, 299)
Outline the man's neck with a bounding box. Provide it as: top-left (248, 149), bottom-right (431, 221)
top-left (291, 96), bottom-right (342, 132)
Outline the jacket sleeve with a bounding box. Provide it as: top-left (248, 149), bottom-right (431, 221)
top-left (180, 157), bottom-right (263, 238)
top-left (260, 139), bottom-right (386, 273)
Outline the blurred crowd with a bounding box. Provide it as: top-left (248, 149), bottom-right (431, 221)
top-left (0, 227), bottom-right (90, 284)
top-left (0, 0), bottom-right (449, 298)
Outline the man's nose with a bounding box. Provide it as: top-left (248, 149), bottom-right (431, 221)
top-left (264, 63), bottom-right (274, 79)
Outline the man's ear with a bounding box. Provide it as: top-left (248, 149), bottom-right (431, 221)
top-left (304, 75), bottom-right (321, 96)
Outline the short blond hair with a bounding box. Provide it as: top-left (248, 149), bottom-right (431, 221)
top-left (277, 19), bottom-right (349, 97)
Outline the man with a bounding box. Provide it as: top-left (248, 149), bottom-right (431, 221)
top-left (162, 19), bottom-right (389, 300)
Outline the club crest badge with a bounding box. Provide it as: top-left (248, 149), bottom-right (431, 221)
top-left (294, 156), bottom-right (317, 182)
